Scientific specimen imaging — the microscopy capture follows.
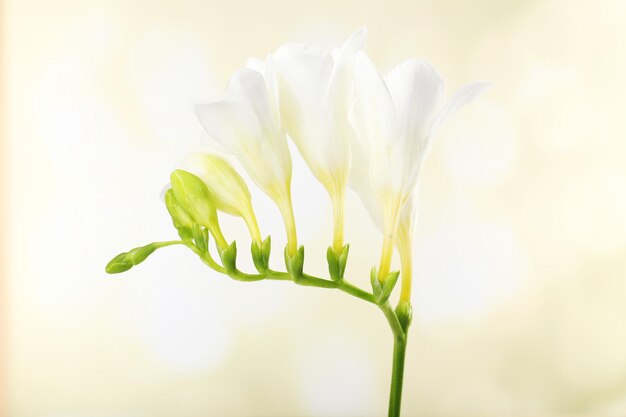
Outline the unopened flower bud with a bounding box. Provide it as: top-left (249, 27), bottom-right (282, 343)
top-left (164, 188), bottom-right (194, 241)
top-left (170, 169), bottom-right (227, 250)
top-left (178, 153), bottom-right (262, 243)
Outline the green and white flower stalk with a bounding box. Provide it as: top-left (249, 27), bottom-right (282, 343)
top-left (350, 52), bottom-right (492, 297)
top-left (106, 29), bottom-right (491, 417)
top-left (268, 28), bottom-right (366, 253)
top-left (194, 67), bottom-right (298, 256)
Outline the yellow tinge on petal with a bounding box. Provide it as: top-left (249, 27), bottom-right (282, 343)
top-left (178, 153), bottom-right (262, 244)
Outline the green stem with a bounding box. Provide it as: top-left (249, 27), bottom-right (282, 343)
top-left (388, 335), bottom-right (408, 417)
top-left (378, 301), bottom-right (408, 417)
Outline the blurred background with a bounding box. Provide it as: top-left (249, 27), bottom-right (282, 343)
top-left (2, 0), bottom-right (626, 416)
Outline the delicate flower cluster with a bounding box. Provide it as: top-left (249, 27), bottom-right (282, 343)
top-left (187, 28), bottom-right (490, 302)
top-left (105, 29), bottom-right (491, 417)
top-left (107, 27), bottom-right (490, 311)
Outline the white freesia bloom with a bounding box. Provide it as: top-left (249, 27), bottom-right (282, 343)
top-left (194, 66), bottom-right (298, 254)
top-left (350, 51), bottom-right (492, 296)
top-left (250, 28), bottom-right (366, 252)
top-left (178, 153), bottom-right (262, 244)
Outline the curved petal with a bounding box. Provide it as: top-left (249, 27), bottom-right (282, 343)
top-left (194, 99), bottom-right (262, 154)
top-left (348, 135), bottom-right (384, 232)
top-left (273, 45), bottom-right (334, 174)
top-left (326, 28), bottom-right (367, 129)
top-left (384, 59), bottom-right (444, 144)
top-left (428, 81), bottom-right (493, 138)
top-left (350, 51), bottom-right (396, 150)
top-left (227, 68), bottom-right (279, 137)
top-left (245, 57), bottom-right (265, 73)
top-left (177, 153), bottom-right (253, 218)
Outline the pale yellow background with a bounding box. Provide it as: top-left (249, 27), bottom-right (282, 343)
top-left (3, 0), bottom-right (626, 416)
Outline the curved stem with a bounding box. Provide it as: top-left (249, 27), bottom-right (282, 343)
top-left (187, 243), bottom-right (226, 274)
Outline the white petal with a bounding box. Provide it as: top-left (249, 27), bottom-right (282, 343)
top-left (396, 190), bottom-right (419, 246)
top-left (326, 27), bottom-right (367, 123)
top-left (227, 68), bottom-right (278, 134)
top-left (348, 137), bottom-right (384, 232)
top-left (428, 81), bottom-right (493, 138)
top-left (273, 46), bottom-right (334, 170)
top-left (350, 51), bottom-right (396, 149)
top-left (194, 99), bottom-right (262, 153)
top-left (245, 57), bottom-right (265, 73)
top-left (384, 59), bottom-right (444, 144)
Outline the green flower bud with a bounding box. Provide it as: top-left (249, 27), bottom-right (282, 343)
top-left (164, 188), bottom-right (194, 241)
top-left (326, 244), bottom-right (350, 281)
top-left (284, 245), bottom-right (305, 280)
top-left (105, 242), bottom-right (176, 274)
top-left (170, 170), bottom-right (228, 250)
top-left (170, 170), bottom-right (218, 229)
top-left (395, 301), bottom-right (413, 333)
top-left (251, 236), bottom-right (271, 272)
top-left (178, 153), bottom-right (262, 243)
top-left (106, 253), bottom-right (134, 274)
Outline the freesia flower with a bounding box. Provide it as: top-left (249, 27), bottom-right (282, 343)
top-left (350, 52), bottom-right (492, 300)
top-left (177, 153), bottom-right (262, 244)
top-left (266, 28), bottom-right (366, 252)
top-left (194, 66), bottom-right (298, 255)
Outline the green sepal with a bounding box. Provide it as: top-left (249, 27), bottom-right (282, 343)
top-left (177, 227), bottom-right (193, 242)
top-left (252, 236), bottom-right (271, 272)
top-left (284, 245), bottom-right (304, 280)
top-left (395, 301), bottom-right (413, 333)
top-left (370, 267), bottom-right (383, 299)
top-left (326, 244), bottom-right (350, 281)
top-left (381, 271), bottom-right (400, 302)
top-left (370, 267), bottom-right (400, 304)
top-left (219, 241), bottom-right (238, 274)
top-left (192, 224), bottom-right (208, 252)
top-left (105, 243), bottom-right (160, 274)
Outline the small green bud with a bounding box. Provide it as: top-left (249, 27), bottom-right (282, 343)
top-left (326, 244), bottom-right (350, 281)
top-left (252, 236), bottom-right (271, 272)
top-left (105, 243), bottom-right (160, 274)
top-left (164, 189), bottom-right (194, 228)
top-left (105, 253), bottom-right (134, 274)
top-left (219, 241), bottom-right (238, 274)
top-left (395, 301), bottom-right (413, 333)
top-left (284, 245), bottom-right (304, 280)
top-left (130, 244), bottom-right (159, 264)
top-left (170, 170), bottom-right (219, 230)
